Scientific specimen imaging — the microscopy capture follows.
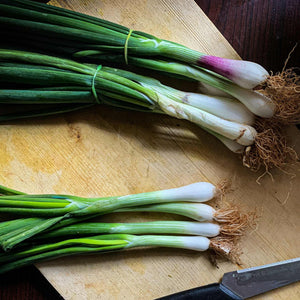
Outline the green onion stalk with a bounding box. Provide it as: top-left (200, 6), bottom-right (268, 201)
top-left (0, 0), bottom-right (270, 90)
top-left (33, 219), bottom-right (250, 241)
top-left (0, 232), bottom-right (242, 275)
top-left (34, 221), bottom-right (222, 239)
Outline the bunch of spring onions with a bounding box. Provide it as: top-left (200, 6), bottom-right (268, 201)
top-left (0, 50), bottom-right (257, 151)
top-left (0, 50), bottom-right (296, 171)
top-left (0, 182), bottom-right (251, 273)
top-left (0, 0), bottom-right (299, 172)
top-left (0, 0), bottom-right (268, 89)
top-left (0, 0), bottom-right (276, 118)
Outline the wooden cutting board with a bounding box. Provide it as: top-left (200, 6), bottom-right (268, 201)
top-left (1, 0), bottom-right (299, 299)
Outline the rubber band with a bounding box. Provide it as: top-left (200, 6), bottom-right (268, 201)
top-left (91, 65), bottom-right (102, 104)
top-left (124, 29), bottom-right (133, 65)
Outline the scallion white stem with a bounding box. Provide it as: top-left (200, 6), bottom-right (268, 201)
top-left (147, 182), bottom-right (217, 203)
top-left (197, 81), bottom-right (233, 97)
top-left (197, 55), bottom-right (269, 89)
top-left (142, 83), bottom-right (255, 125)
top-left (203, 127), bottom-right (246, 153)
top-left (127, 235), bottom-right (211, 251)
top-left (36, 221), bottom-right (221, 238)
top-left (157, 94), bottom-right (257, 146)
top-left (178, 93), bottom-right (255, 125)
top-left (117, 202), bottom-right (216, 222)
top-left (112, 182), bottom-right (218, 210)
top-left (227, 86), bottom-right (276, 118)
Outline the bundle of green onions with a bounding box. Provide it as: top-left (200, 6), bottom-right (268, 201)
top-left (0, 182), bottom-right (252, 273)
top-left (0, 0), bottom-right (269, 90)
top-left (0, 49), bottom-right (256, 147)
top-left (0, 0), bottom-right (299, 172)
top-left (0, 50), bottom-right (297, 172)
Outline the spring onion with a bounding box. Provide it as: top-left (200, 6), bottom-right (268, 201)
top-left (34, 221), bottom-right (222, 238)
top-left (0, 233), bottom-right (239, 275)
top-left (0, 0), bottom-right (269, 89)
top-left (33, 219), bottom-right (249, 241)
top-left (116, 202), bottom-right (235, 223)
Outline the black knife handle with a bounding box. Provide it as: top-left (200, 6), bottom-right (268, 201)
top-left (156, 283), bottom-right (243, 300)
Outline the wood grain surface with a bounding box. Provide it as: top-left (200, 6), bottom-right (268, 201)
top-left (1, 0), bottom-right (299, 299)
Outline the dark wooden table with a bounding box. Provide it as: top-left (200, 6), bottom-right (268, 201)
top-left (1, 0), bottom-right (299, 299)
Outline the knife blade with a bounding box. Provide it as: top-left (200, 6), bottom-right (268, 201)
top-left (156, 257), bottom-right (300, 300)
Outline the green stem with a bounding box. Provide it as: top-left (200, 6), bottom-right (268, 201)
top-left (0, 233), bottom-right (212, 274)
top-left (0, 185), bottom-right (26, 196)
top-left (0, 244), bottom-right (126, 275)
top-left (116, 202), bottom-right (215, 221)
top-left (0, 218), bottom-right (42, 235)
top-left (0, 199), bottom-right (68, 208)
top-left (0, 235), bottom-right (129, 264)
top-left (35, 221), bottom-right (214, 239)
top-left (0, 104), bottom-right (94, 122)
top-left (0, 216), bottom-right (65, 251)
top-left (0, 90), bottom-right (94, 104)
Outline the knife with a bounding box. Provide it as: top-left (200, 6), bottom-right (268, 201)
top-left (156, 257), bottom-right (300, 299)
